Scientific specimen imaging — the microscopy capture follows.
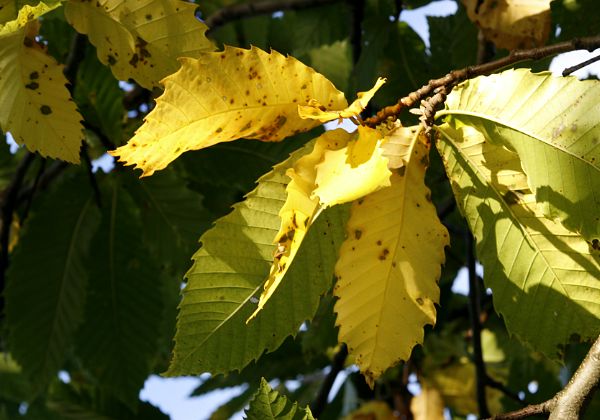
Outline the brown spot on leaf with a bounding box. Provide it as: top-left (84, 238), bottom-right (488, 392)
top-left (107, 55), bottom-right (117, 65)
top-left (29, 71), bottom-right (39, 80)
top-left (416, 297), bottom-right (424, 305)
top-left (25, 82), bottom-right (39, 90)
top-left (40, 105), bottom-right (52, 115)
top-left (379, 248), bottom-right (390, 260)
top-left (354, 229), bottom-right (362, 239)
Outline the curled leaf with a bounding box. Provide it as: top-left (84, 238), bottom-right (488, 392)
top-left (298, 77), bottom-right (386, 122)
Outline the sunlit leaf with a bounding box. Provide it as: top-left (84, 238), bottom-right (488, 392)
top-left (251, 127), bottom-right (391, 320)
top-left (462, 0), bottom-right (551, 49)
top-left (436, 120), bottom-right (600, 357)
top-left (244, 378), bottom-right (314, 420)
top-left (64, 0), bottom-right (214, 89)
top-left (334, 126), bottom-right (448, 386)
top-left (440, 69), bottom-right (600, 244)
top-left (298, 77), bottom-right (385, 122)
top-left (0, 2), bottom-right (83, 162)
top-left (111, 46), bottom-right (347, 176)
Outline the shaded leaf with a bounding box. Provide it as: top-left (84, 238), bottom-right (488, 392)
top-left (111, 46), bottom-right (346, 176)
top-left (244, 378), bottom-right (314, 420)
top-left (410, 386), bottom-right (445, 420)
top-left (76, 177), bottom-right (163, 408)
top-left (167, 142), bottom-right (349, 376)
top-left (64, 0), bottom-right (214, 89)
top-left (5, 175), bottom-right (100, 390)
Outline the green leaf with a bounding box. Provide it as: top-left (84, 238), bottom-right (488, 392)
top-left (439, 69), bottom-right (600, 243)
top-left (5, 174), bottom-right (100, 390)
top-left (75, 177), bottom-right (163, 408)
top-left (244, 378), bottom-right (314, 420)
top-left (0, 353), bottom-right (31, 403)
top-left (209, 386), bottom-right (256, 420)
top-left (167, 142), bottom-right (349, 376)
top-left (436, 120), bottom-right (600, 357)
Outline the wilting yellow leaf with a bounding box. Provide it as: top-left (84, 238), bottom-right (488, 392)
top-left (334, 126), bottom-right (448, 386)
top-left (65, 0), bottom-right (215, 89)
top-left (410, 386), bottom-right (444, 420)
top-left (111, 46), bottom-right (347, 176)
top-left (298, 77), bottom-right (386, 122)
top-left (314, 126), bottom-right (391, 206)
top-left (249, 127), bottom-right (392, 320)
top-left (0, 3), bottom-right (83, 162)
top-left (462, 0), bottom-right (551, 50)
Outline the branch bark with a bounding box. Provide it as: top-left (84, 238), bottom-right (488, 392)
top-left (205, 0), bottom-right (341, 30)
top-left (365, 35), bottom-right (600, 127)
top-left (487, 334), bottom-right (600, 420)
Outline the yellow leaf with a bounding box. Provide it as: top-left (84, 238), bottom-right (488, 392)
top-left (313, 126), bottom-right (391, 206)
top-left (298, 77), bottom-right (386, 122)
top-left (410, 385), bottom-right (445, 420)
top-left (462, 0), bottom-right (551, 50)
top-left (64, 0), bottom-right (215, 89)
top-left (344, 401), bottom-right (395, 420)
top-left (111, 46), bottom-right (347, 176)
top-left (249, 127), bottom-right (392, 321)
top-left (334, 127), bottom-right (449, 387)
top-left (0, 3), bottom-right (83, 162)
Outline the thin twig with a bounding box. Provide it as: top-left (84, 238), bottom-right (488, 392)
top-left (487, 402), bottom-right (551, 420)
top-left (80, 143), bottom-right (102, 208)
top-left (205, 0), bottom-right (341, 30)
top-left (466, 232), bottom-right (490, 418)
top-left (63, 33), bottom-right (87, 92)
top-left (365, 35), bottom-right (600, 127)
top-left (310, 344), bottom-right (348, 417)
top-left (0, 152), bottom-right (35, 315)
top-left (562, 53), bottom-right (600, 76)
top-left (486, 374), bottom-right (527, 406)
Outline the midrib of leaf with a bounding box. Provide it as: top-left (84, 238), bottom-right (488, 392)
top-left (177, 185), bottom-right (286, 366)
top-left (438, 132), bottom-right (575, 302)
top-left (43, 196), bottom-right (95, 375)
top-left (435, 110), bottom-right (593, 167)
top-left (108, 186), bottom-right (122, 354)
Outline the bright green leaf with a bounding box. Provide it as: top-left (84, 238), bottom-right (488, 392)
top-left (436, 120), bottom-right (600, 356)
top-left (439, 68), bottom-right (600, 243)
top-left (244, 378), bottom-right (314, 420)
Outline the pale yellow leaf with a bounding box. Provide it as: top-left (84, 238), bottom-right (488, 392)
top-left (298, 77), bottom-right (385, 122)
top-left (250, 126), bottom-right (392, 321)
top-left (64, 0), bottom-right (215, 89)
top-left (313, 126), bottom-right (391, 206)
top-left (111, 46), bottom-right (347, 176)
top-left (0, 3), bottom-right (83, 162)
top-left (462, 0), bottom-right (551, 50)
top-left (334, 127), bottom-right (449, 387)
top-left (410, 386), bottom-right (445, 420)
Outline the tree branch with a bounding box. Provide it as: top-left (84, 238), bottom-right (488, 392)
top-left (562, 53), bottom-right (600, 76)
top-left (310, 344), bottom-right (348, 417)
top-left (487, 334), bottom-right (600, 419)
top-left (365, 35), bottom-right (600, 127)
top-left (205, 0), bottom-right (341, 30)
